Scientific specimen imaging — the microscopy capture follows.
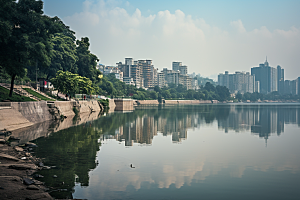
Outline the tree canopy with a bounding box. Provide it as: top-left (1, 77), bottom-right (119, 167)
top-left (51, 70), bottom-right (95, 97)
top-left (0, 0), bottom-right (65, 96)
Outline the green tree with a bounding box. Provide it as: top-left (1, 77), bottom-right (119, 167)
top-left (216, 85), bottom-right (230, 101)
top-left (51, 70), bottom-right (94, 98)
top-left (236, 92), bottom-right (242, 101)
top-left (45, 32), bottom-right (78, 79)
top-left (76, 37), bottom-right (100, 83)
top-left (0, 0), bottom-right (63, 96)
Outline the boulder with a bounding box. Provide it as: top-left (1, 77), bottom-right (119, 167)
top-left (0, 153), bottom-right (20, 162)
top-left (9, 163), bottom-right (37, 170)
top-left (14, 146), bottom-right (24, 152)
top-left (26, 185), bottom-right (39, 190)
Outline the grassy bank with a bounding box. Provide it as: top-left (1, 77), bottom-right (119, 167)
top-left (0, 86), bottom-right (35, 102)
top-left (23, 88), bottom-right (54, 101)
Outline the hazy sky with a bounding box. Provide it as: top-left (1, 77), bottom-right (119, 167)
top-left (43, 0), bottom-right (300, 80)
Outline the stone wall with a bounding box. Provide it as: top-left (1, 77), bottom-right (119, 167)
top-left (0, 101), bottom-right (52, 131)
top-left (0, 100), bottom-right (103, 131)
top-left (136, 100), bottom-right (159, 105)
top-left (52, 101), bottom-right (75, 117)
top-left (10, 102), bottom-right (53, 123)
top-left (164, 100), bottom-right (212, 104)
top-left (77, 101), bottom-right (101, 113)
top-left (114, 99), bottom-right (134, 111)
top-left (108, 99), bottom-right (116, 112)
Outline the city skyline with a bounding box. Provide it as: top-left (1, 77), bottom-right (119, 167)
top-left (43, 0), bottom-right (300, 80)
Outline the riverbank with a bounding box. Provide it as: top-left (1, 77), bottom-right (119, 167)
top-left (0, 100), bottom-right (104, 132)
top-left (0, 139), bottom-right (52, 200)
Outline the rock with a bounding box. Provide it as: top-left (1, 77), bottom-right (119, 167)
top-left (26, 185), bottom-right (39, 190)
top-left (25, 142), bottom-right (38, 148)
top-left (33, 174), bottom-right (44, 178)
top-left (14, 146), bottom-right (24, 152)
top-left (23, 177), bottom-right (34, 185)
top-left (25, 192), bottom-right (52, 200)
top-left (9, 164), bottom-right (37, 170)
top-left (0, 153), bottom-right (20, 161)
top-left (42, 166), bottom-right (51, 170)
top-left (53, 175), bottom-right (57, 178)
top-left (38, 162), bottom-right (44, 167)
top-left (33, 180), bottom-right (44, 185)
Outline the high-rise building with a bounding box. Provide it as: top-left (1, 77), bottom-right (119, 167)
top-left (172, 62), bottom-right (182, 71)
top-left (117, 58), bottom-right (155, 89)
top-left (277, 65), bottom-right (284, 94)
top-left (179, 65), bottom-right (188, 75)
top-left (157, 72), bottom-right (167, 88)
top-left (251, 58), bottom-right (277, 94)
top-left (162, 68), bottom-right (180, 86)
top-left (218, 71), bottom-right (255, 93)
top-left (138, 60), bottom-right (155, 88)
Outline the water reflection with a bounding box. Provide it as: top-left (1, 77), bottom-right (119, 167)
top-left (102, 104), bottom-right (300, 146)
top-left (31, 104), bottom-right (300, 199)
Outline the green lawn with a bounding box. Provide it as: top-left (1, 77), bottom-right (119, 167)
top-left (0, 86), bottom-right (35, 102)
top-left (23, 88), bottom-right (55, 101)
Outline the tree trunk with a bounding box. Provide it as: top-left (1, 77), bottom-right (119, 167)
top-left (9, 74), bottom-right (16, 97)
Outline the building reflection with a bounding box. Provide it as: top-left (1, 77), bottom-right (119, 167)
top-left (218, 105), bottom-right (300, 141)
top-left (102, 105), bottom-right (300, 146)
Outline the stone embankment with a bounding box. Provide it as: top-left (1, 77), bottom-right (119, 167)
top-left (0, 100), bottom-right (104, 132)
top-left (134, 99), bottom-right (213, 105)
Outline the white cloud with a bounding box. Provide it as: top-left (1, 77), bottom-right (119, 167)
top-left (230, 19), bottom-right (246, 33)
top-left (64, 0), bottom-right (300, 80)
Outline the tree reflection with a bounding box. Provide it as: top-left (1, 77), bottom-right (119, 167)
top-left (32, 104), bottom-right (300, 199)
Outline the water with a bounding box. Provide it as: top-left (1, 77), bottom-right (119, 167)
top-left (32, 104), bottom-right (300, 199)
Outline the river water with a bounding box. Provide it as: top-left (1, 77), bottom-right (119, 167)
top-left (32, 104), bottom-right (300, 200)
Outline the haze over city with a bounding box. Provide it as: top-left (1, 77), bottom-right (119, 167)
top-left (43, 0), bottom-right (300, 80)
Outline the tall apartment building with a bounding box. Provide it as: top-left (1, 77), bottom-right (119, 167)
top-left (179, 65), bottom-right (188, 75)
top-left (284, 79), bottom-right (298, 95)
top-left (157, 72), bottom-right (167, 88)
top-left (117, 58), bottom-right (155, 89)
top-left (179, 75), bottom-right (192, 90)
top-left (251, 58), bottom-right (277, 94)
top-left (218, 71), bottom-right (255, 93)
top-left (277, 65), bottom-right (284, 94)
top-left (163, 68), bottom-right (180, 86)
top-left (172, 62), bottom-right (182, 71)
top-left (138, 60), bottom-right (154, 88)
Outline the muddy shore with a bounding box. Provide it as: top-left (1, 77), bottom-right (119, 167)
top-left (0, 136), bottom-right (53, 200)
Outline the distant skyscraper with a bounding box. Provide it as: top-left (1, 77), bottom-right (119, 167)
top-left (251, 57), bottom-right (277, 94)
top-left (277, 65), bottom-right (284, 94)
top-left (218, 71), bottom-right (255, 93)
top-left (172, 62), bottom-right (182, 71)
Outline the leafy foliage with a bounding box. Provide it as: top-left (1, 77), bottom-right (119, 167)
top-left (0, 0), bottom-right (65, 96)
top-left (51, 70), bottom-right (95, 97)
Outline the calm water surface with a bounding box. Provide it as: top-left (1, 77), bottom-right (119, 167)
top-left (33, 104), bottom-right (300, 199)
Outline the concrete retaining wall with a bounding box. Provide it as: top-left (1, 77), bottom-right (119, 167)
top-left (77, 101), bottom-right (101, 113)
top-left (0, 101), bottom-right (52, 131)
top-left (0, 100), bottom-right (103, 131)
top-left (136, 100), bottom-right (159, 105)
top-left (114, 99), bottom-right (134, 111)
top-left (108, 99), bottom-right (116, 112)
top-left (52, 101), bottom-right (75, 117)
top-left (164, 100), bottom-right (212, 104)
